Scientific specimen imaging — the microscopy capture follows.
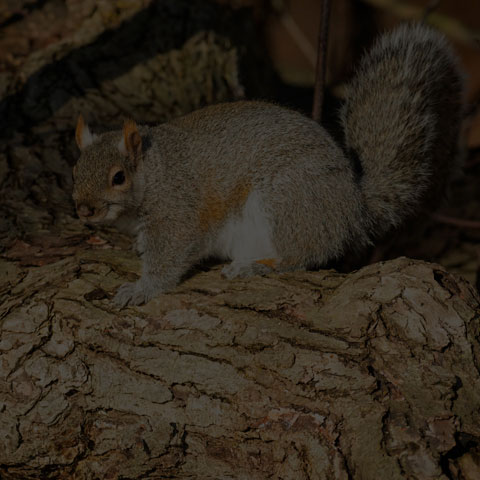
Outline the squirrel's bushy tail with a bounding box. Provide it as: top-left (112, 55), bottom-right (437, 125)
top-left (341, 23), bottom-right (465, 238)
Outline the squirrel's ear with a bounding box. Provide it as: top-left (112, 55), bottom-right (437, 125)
top-left (75, 115), bottom-right (95, 150)
top-left (121, 119), bottom-right (142, 161)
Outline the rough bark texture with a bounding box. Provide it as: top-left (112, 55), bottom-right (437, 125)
top-left (0, 0), bottom-right (271, 137)
top-left (1, 253), bottom-right (480, 479)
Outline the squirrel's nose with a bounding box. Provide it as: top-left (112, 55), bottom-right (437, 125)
top-left (77, 204), bottom-right (95, 218)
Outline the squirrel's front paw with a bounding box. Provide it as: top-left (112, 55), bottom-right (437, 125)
top-left (113, 281), bottom-right (147, 307)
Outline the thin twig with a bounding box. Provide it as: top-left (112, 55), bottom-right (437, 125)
top-left (432, 213), bottom-right (480, 229)
top-left (312, 0), bottom-right (331, 123)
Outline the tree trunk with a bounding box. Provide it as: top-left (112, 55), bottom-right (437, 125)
top-left (1, 252), bottom-right (480, 479)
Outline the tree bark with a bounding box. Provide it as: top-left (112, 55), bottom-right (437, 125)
top-left (0, 0), bottom-right (270, 137)
top-left (1, 252), bottom-right (480, 479)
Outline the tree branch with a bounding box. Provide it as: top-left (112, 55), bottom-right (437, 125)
top-left (312, 0), bottom-right (331, 123)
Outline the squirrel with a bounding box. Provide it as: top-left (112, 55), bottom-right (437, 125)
top-left (72, 23), bottom-right (465, 307)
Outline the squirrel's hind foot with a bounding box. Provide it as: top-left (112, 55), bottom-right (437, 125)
top-left (221, 259), bottom-right (278, 280)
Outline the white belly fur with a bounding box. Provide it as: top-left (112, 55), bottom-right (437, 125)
top-left (213, 190), bottom-right (277, 261)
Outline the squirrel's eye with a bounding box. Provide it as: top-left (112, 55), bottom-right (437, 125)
top-left (112, 170), bottom-right (125, 186)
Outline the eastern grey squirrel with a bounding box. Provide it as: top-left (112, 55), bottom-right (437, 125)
top-left (72, 23), bottom-right (465, 307)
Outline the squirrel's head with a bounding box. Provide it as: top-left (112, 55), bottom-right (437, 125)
top-left (72, 115), bottom-right (143, 224)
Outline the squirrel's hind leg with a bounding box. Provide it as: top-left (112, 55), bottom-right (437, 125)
top-left (221, 257), bottom-right (301, 279)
